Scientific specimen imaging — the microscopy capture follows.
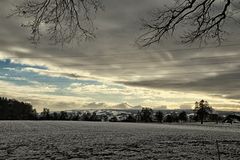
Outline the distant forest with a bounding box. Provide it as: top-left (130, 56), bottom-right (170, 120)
top-left (0, 97), bottom-right (37, 120)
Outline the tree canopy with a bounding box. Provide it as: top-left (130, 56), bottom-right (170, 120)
top-left (139, 107), bottom-right (153, 122)
top-left (194, 100), bottom-right (213, 124)
top-left (138, 0), bottom-right (238, 47)
top-left (11, 0), bottom-right (103, 45)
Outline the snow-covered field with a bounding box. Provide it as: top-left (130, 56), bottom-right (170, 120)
top-left (0, 121), bottom-right (239, 160)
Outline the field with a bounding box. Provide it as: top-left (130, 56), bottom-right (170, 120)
top-left (0, 121), bottom-right (240, 160)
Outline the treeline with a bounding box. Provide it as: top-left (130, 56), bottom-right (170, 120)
top-left (37, 107), bottom-right (188, 123)
top-left (0, 97), bottom-right (188, 122)
top-left (39, 108), bottom-right (81, 121)
top-left (0, 97), bottom-right (37, 120)
top-left (135, 108), bottom-right (188, 123)
top-left (37, 107), bottom-right (219, 123)
top-left (26, 107), bottom-right (238, 124)
top-left (0, 97), bottom-right (239, 124)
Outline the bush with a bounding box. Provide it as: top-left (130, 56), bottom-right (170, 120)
top-left (155, 111), bottom-right (164, 123)
top-left (178, 111), bottom-right (188, 122)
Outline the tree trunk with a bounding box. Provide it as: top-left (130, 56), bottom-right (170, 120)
top-left (200, 112), bottom-right (204, 124)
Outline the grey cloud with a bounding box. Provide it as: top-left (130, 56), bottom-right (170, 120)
top-left (1, 0), bottom-right (240, 106)
top-left (82, 102), bottom-right (109, 109)
top-left (120, 69), bottom-right (240, 102)
top-left (155, 105), bottom-right (168, 110)
top-left (179, 104), bottom-right (193, 110)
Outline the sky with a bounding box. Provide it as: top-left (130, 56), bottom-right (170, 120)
top-left (1, 0), bottom-right (240, 112)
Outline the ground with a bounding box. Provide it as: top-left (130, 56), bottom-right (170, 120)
top-left (0, 121), bottom-right (239, 160)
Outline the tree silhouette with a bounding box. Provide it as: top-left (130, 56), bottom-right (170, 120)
top-left (194, 100), bottom-right (213, 124)
top-left (165, 114), bottom-right (174, 123)
top-left (0, 97), bottom-right (37, 120)
top-left (223, 114), bottom-right (240, 124)
top-left (138, 0), bottom-right (238, 47)
top-left (90, 112), bottom-right (100, 121)
top-left (81, 112), bottom-right (91, 121)
top-left (155, 111), bottom-right (164, 123)
top-left (109, 116), bottom-right (118, 122)
top-left (178, 111), bottom-right (188, 122)
top-left (41, 108), bottom-right (50, 120)
top-left (71, 112), bottom-right (81, 121)
top-left (32, 109), bottom-right (38, 120)
top-left (164, 112), bottom-right (179, 123)
top-left (124, 114), bottom-right (137, 122)
top-left (59, 111), bottom-right (68, 120)
top-left (52, 112), bottom-right (59, 120)
top-left (11, 0), bottom-right (103, 45)
top-left (140, 107), bottom-right (153, 122)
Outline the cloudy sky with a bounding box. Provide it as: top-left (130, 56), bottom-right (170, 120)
top-left (1, 0), bottom-right (240, 111)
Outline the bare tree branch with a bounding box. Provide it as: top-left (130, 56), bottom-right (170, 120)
top-left (137, 0), bottom-right (238, 47)
top-left (11, 0), bottom-right (103, 45)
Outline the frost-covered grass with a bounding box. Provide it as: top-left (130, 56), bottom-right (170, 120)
top-left (0, 121), bottom-right (239, 160)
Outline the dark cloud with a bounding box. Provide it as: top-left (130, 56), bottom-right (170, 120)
top-left (1, 0), bottom-right (240, 107)
top-left (120, 68), bottom-right (240, 102)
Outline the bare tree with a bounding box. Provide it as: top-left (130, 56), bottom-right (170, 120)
top-left (138, 0), bottom-right (239, 47)
top-left (194, 100), bottom-right (213, 124)
top-left (11, 0), bottom-right (103, 45)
